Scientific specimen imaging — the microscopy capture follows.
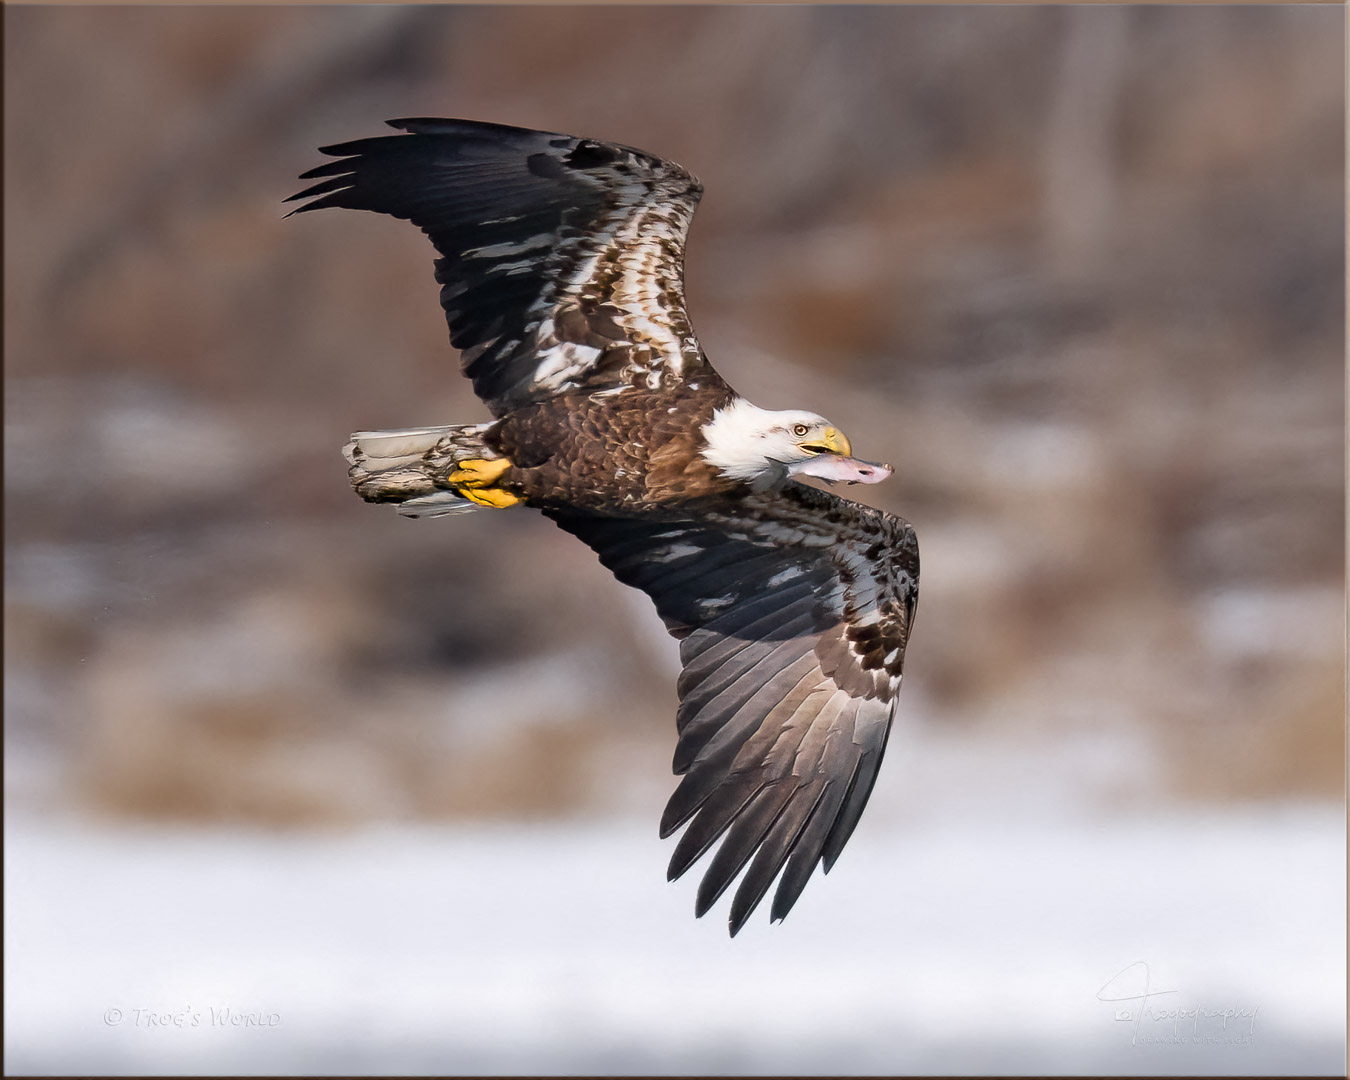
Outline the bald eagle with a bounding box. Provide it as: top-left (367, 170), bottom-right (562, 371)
top-left (288, 119), bottom-right (919, 935)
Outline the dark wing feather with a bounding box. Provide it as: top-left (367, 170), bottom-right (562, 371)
top-left (547, 483), bottom-right (919, 935)
top-left (287, 117), bottom-right (724, 415)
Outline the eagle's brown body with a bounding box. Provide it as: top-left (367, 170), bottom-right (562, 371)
top-left (489, 386), bottom-right (739, 513)
top-left (291, 118), bottom-right (919, 936)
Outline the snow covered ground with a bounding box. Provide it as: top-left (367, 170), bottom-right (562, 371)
top-left (5, 806), bottom-right (1343, 1075)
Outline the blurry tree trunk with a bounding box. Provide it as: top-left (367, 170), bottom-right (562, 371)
top-left (45, 6), bottom-right (438, 314)
top-left (1043, 6), bottom-right (1130, 276)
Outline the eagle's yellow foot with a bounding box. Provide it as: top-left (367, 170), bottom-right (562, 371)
top-left (460, 486), bottom-right (520, 508)
top-left (448, 457), bottom-right (511, 487)
top-left (447, 457), bottom-right (520, 508)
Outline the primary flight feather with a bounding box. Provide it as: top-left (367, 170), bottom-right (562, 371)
top-left (288, 118), bottom-right (919, 935)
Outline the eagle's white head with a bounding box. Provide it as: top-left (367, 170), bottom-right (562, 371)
top-left (700, 399), bottom-right (892, 491)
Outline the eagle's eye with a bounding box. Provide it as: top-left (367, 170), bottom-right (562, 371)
top-left (792, 423), bottom-right (810, 438)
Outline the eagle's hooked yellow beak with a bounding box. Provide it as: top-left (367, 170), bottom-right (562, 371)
top-left (800, 427), bottom-right (853, 457)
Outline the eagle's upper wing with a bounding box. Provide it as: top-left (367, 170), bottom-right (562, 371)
top-left (547, 484), bottom-right (919, 935)
top-left (287, 118), bottom-right (723, 415)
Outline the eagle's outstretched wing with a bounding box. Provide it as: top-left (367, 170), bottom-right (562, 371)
top-left (287, 118), bottom-right (722, 415)
top-left (547, 484), bottom-right (919, 935)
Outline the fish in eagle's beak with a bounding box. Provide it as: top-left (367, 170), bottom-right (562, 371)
top-left (788, 453), bottom-right (893, 485)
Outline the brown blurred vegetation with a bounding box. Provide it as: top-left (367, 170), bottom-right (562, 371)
top-left (4, 5), bottom-right (1343, 825)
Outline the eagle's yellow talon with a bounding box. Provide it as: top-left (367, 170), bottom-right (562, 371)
top-left (447, 457), bottom-right (519, 507)
top-left (461, 486), bottom-right (521, 508)
top-left (448, 457), bottom-right (512, 488)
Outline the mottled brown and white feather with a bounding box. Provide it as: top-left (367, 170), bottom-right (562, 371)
top-left (287, 118), bottom-right (723, 416)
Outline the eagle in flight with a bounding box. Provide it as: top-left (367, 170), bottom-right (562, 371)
top-left (288, 119), bottom-right (919, 935)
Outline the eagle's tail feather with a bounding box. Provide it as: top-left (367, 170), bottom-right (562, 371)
top-left (392, 491), bottom-right (480, 519)
top-left (343, 423), bottom-right (498, 518)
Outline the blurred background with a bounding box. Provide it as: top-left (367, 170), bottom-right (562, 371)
top-left (4, 4), bottom-right (1344, 1075)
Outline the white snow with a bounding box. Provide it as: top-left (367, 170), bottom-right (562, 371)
top-left (4, 806), bottom-right (1342, 1075)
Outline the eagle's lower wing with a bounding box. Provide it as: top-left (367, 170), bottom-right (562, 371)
top-left (547, 485), bottom-right (919, 935)
top-left (287, 118), bottom-right (722, 415)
